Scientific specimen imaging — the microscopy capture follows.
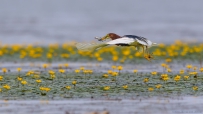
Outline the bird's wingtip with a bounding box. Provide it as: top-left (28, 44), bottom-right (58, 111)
top-left (152, 43), bottom-right (158, 46)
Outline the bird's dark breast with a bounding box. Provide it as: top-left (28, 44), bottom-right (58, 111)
top-left (116, 43), bottom-right (130, 46)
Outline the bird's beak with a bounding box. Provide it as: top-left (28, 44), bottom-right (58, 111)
top-left (98, 34), bottom-right (109, 41)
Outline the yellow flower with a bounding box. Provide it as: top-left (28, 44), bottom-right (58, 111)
top-left (199, 67), bottom-right (203, 72)
top-left (162, 76), bottom-right (169, 81)
top-left (40, 87), bottom-right (51, 92)
top-left (17, 77), bottom-right (22, 81)
top-left (59, 69), bottom-right (65, 73)
top-left (64, 63), bottom-right (69, 68)
top-left (103, 86), bottom-right (110, 91)
top-left (133, 69), bottom-right (138, 73)
top-left (193, 86), bottom-right (198, 91)
top-left (167, 69), bottom-right (172, 73)
top-left (33, 74), bottom-right (40, 79)
top-left (2, 68), bottom-right (7, 73)
top-left (21, 80), bottom-right (27, 85)
top-left (112, 56), bottom-right (118, 61)
top-left (122, 49), bottom-right (130, 56)
top-left (16, 68), bottom-right (22, 72)
top-left (40, 87), bottom-right (44, 91)
top-left (155, 84), bottom-right (162, 89)
top-left (186, 64), bottom-right (192, 69)
top-left (122, 85), bottom-right (128, 89)
top-left (148, 87), bottom-right (154, 91)
top-left (151, 71), bottom-right (157, 75)
top-left (193, 66), bottom-right (197, 71)
top-left (111, 65), bottom-right (117, 69)
top-left (179, 69), bottom-right (184, 74)
top-left (87, 70), bottom-right (93, 74)
top-left (66, 86), bottom-right (71, 90)
top-left (161, 63), bottom-right (168, 68)
top-left (117, 66), bottom-right (123, 70)
top-left (26, 72), bottom-right (31, 76)
top-left (36, 80), bottom-right (42, 83)
top-left (0, 88), bottom-right (2, 92)
top-left (184, 76), bottom-right (189, 80)
top-left (45, 88), bottom-right (51, 92)
top-left (83, 70), bottom-right (88, 74)
top-left (161, 74), bottom-right (168, 78)
top-left (72, 80), bottom-right (77, 85)
top-left (94, 52), bottom-right (100, 58)
top-left (3, 84), bottom-right (10, 90)
top-left (75, 69), bottom-right (80, 73)
top-left (50, 74), bottom-right (56, 79)
top-left (143, 78), bottom-right (149, 83)
top-left (174, 75), bottom-right (181, 82)
top-left (42, 64), bottom-right (49, 69)
top-left (189, 72), bottom-right (198, 75)
top-left (0, 76), bottom-right (3, 81)
top-left (48, 70), bottom-right (55, 75)
top-left (165, 58), bottom-right (172, 63)
top-left (61, 54), bottom-right (69, 58)
top-left (80, 66), bottom-right (85, 70)
top-left (112, 72), bottom-right (118, 76)
top-left (46, 53), bottom-right (52, 59)
top-left (97, 57), bottom-right (103, 61)
top-left (107, 70), bottom-right (113, 75)
top-left (103, 74), bottom-right (108, 78)
top-left (135, 52), bottom-right (141, 57)
top-left (26, 70), bottom-right (34, 76)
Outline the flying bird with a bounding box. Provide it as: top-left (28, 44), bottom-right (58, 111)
top-left (76, 33), bottom-right (157, 61)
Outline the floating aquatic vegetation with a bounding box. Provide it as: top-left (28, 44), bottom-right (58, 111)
top-left (0, 63), bottom-right (202, 100)
top-left (0, 41), bottom-right (202, 100)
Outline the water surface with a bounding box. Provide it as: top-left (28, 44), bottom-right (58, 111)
top-left (0, 0), bottom-right (203, 45)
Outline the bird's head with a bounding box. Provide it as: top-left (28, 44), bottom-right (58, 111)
top-left (97, 33), bottom-right (121, 41)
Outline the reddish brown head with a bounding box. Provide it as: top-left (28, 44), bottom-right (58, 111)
top-left (98, 33), bottom-right (121, 41)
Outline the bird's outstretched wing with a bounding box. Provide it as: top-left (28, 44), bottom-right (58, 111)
top-left (123, 35), bottom-right (152, 46)
top-left (76, 42), bottom-right (107, 51)
top-left (106, 37), bottom-right (135, 45)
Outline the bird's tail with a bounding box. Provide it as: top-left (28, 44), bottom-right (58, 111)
top-left (75, 42), bottom-right (108, 51)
